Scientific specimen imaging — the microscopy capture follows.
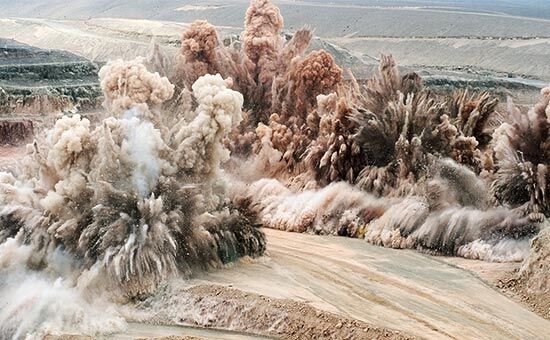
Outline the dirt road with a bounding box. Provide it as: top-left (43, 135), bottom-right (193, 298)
top-left (190, 229), bottom-right (549, 339)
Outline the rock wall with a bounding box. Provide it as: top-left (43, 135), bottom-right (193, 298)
top-left (0, 120), bottom-right (33, 145)
top-left (0, 38), bottom-right (101, 115)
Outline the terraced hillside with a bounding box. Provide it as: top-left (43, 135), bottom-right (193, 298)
top-left (0, 39), bottom-right (101, 144)
top-left (0, 39), bottom-right (101, 115)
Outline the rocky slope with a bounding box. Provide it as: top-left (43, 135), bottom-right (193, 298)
top-left (0, 18), bottom-right (546, 106)
top-left (0, 38), bottom-right (101, 144)
top-left (0, 38), bottom-right (101, 116)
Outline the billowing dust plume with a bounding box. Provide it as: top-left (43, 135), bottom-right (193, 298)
top-left (0, 58), bottom-right (265, 338)
top-left (1, 0), bottom-right (549, 335)
top-left (491, 87), bottom-right (550, 219)
top-left (166, 0), bottom-right (547, 266)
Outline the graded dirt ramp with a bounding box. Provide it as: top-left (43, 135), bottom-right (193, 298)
top-left (190, 229), bottom-right (549, 340)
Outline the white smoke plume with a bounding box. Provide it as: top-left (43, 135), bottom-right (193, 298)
top-left (0, 59), bottom-right (264, 337)
top-left (121, 108), bottom-right (164, 197)
top-left (0, 239), bottom-right (126, 339)
top-left (99, 57), bottom-right (175, 114)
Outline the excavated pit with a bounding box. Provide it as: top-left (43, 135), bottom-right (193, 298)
top-left (0, 38), bottom-right (101, 116)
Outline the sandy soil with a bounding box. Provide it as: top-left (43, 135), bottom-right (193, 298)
top-left (46, 334), bottom-right (203, 340)
top-left (442, 244), bottom-right (550, 321)
top-left (333, 36), bottom-right (550, 82)
top-left (498, 274), bottom-right (550, 321)
top-left (440, 256), bottom-right (521, 286)
top-left (139, 337), bottom-right (201, 340)
top-left (2, 145), bottom-right (548, 339)
top-left (178, 229), bottom-right (550, 339)
top-left (1, 15), bottom-right (549, 85)
top-left (49, 323), bottom-right (270, 340)
top-left (135, 284), bottom-right (413, 339)
top-left (2, 0), bottom-right (550, 38)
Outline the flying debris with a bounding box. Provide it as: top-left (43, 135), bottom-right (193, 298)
top-left (171, 0), bottom-right (548, 295)
top-left (0, 0), bottom-right (549, 337)
top-left (0, 59), bottom-right (265, 338)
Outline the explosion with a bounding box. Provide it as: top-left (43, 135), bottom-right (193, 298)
top-left (183, 0), bottom-right (543, 265)
top-left (176, 20), bottom-right (222, 87)
top-left (242, 0), bottom-right (284, 85)
top-left (1, 0), bottom-right (549, 337)
top-left (159, 1), bottom-right (541, 267)
top-left (492, 88), bottom-right (550, 218)
top-left (0, 58), bottom-right (265, 338)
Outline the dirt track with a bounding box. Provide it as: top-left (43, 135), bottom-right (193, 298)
top-left (188, 229), bottom-right (549, 339)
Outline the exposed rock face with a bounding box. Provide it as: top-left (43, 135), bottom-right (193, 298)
top-left (0, 120), bottom-right (33, 145)
top-left (521, 225), bottom-right (550, 314)
top-left (0, 38), bottom-right (101, 115)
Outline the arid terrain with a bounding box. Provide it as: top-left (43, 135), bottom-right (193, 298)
top-left (1, 1), bottom-right (550, 339)
top-left (176, 229), bottom-right (549, 339)
top-left (1, 0), bottom-right (549, 95)
top-left (1, 140), bottom-right (548, 338)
